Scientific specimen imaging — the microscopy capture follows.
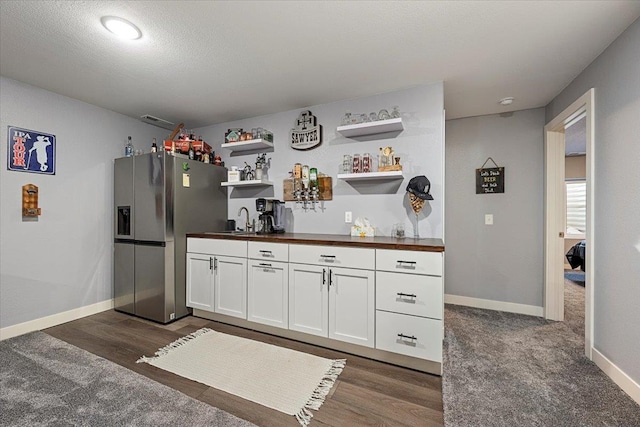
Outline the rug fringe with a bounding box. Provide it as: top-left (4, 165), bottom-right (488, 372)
top-left (295, 358), bottom-right (347, 427)
top-left (135, 327), bottom-right (213, 364)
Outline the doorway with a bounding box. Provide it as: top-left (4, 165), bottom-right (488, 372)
top-left (543, 88), bottom-right (594, 360)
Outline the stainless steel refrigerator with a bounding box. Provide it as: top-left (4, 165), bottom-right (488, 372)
top-left (114, 151), bottom-right (227, 323)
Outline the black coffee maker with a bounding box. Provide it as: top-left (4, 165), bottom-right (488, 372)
top-left (256, 198), bottom-right (284, 234)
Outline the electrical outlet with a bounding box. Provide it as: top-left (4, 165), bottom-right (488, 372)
top-left (485, 214), bottom-right (493, 225)
top-left (345, 211), bottom-right (352, 223)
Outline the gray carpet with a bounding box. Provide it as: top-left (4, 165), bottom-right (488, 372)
top-left (0, 332), bottom-right (257, 427)
top-left (443, 280), bottom-right (640, 426)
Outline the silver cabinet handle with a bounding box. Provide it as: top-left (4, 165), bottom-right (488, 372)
top-left (258, 263), bottom-right (272, 267)
top-left (396, 260), bottom-right (417, 269)
top-left (209, 257), bottom-right (213, 271)
top-left (321, 254), bottom-right (336, 260)
top-left (329, 269), bottom-right (334, 287)
top-left (213, 257), bottom-right (218, 271)
top-left (259, 250), bottom-right (273, 256)
top-left (322, 268), bottom-right (326, 285)
top-left (397, 292), bottom-right (417, 298)
top-left (397, 333), bottom-right (417, 341)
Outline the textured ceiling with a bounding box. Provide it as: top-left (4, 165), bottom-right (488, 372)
top-left (1, 1), bottom-right (639, 128)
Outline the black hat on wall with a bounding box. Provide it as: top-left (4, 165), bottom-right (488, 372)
top-left (406, 175), bottom-right (434, 200)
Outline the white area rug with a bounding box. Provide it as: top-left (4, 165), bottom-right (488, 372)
top-left (137, 328), bottom-right (346, 426)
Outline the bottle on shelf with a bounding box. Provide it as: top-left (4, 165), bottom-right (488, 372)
top-left (310, 167), bottom-right (318, 187)
top-left (188, 141), bottom-right (195, 160)
top-left (151, 138), bottom-right (158, 153)
top-left (124, 136), bottom-right (134, 157)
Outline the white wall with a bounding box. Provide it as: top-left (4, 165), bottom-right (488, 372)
top-left (195, 84), bottom-right (444, 238)
top-left (445, 108), bottom-right (545, 307)
top-left (0, 77), bottom-right (165, 329)
top-left (546, 18), bottom-right (640, 383)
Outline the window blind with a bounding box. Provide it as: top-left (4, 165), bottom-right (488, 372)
top-left (566, 181), bottom-right (586, 233)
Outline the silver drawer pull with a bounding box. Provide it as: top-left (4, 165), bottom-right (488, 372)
top-left (396, 292), bottom-right (417, 299)
top-left (258, 263), bottom-right (272, 268)
top-left (259, 250), bottom-right (273, 256)
top-left (320, 255), bottom-right (336, 261)
top-left (396, 260), bottom-right (417, 269)
top-left (397, 333), bottom-right (417, 344)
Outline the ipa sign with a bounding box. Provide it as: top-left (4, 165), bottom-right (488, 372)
top-left (7, 126), bottom-right (56, 175)
top-left (476, 167), bottom-right (504, 194)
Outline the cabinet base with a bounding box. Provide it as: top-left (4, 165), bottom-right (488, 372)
top-left (193, 309), bottom-right (442, 376)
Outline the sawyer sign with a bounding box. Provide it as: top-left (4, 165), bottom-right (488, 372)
top-left (290, 110), bottom-right (322, 150)
top-left (476, 167), bottom-right (504, 194)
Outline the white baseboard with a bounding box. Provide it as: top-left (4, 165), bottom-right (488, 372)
top-left (445, 294), bottom-right (544, 317)
top-left (592, 348), bottom-right (640, 405)
top-left (0, 299), bottom-right (114, 341)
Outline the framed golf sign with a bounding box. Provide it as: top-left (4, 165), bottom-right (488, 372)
top-left (7, 126), bottom-right (56, 175)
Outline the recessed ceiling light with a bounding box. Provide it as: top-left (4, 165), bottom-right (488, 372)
top-left (499, 97), bottom-right (514, 106)
top-left (101, 16), bottom-right (142, 40)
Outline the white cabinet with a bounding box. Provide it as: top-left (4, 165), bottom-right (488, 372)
top-left (187, 238), bottom-right (248, 320)
top-left (247, 242), bottom-right (289, 329)
top-left (289, 257), bottom-right (375, 348)
top-left (328, 267), bottom-right (375, 347)
top-left (213, 255), bottom-right (247, 319)
top-left (289, 263), bottom-right (328, 337)
top-left (186, 252), bottom-right (214, 311)
top-left (248, 260), bottom-right (288, 329)
top-left (374, 250), bottom-right (444, 364)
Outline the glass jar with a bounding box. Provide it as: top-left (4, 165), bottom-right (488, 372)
top-left (342, 154), bottom-right (353, 173)
top-left (352, 154), bottom-right (361, 173)
top-left (378, 109), bottom-right (390, 120)
top-left (341, 112), bottom-right (352, 126)
top-left (362, 153), bottom-right (372, 173)
top-left (390, 106), bottom-right (400, 119)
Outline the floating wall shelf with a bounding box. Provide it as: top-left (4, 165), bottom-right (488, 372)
top-left (221, 179), bottom-right (274, 187)
top-left (221, 139), bottom-right (274, 152)
top-left (336, 118), bottom-right (404, 138)
top-left (337, 171), bottom-right (404, 181)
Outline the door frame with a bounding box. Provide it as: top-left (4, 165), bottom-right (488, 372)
top-left (543, 88), bottom-right (594, 359)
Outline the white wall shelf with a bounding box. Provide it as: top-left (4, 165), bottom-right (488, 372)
top-left (221, 139), bottom-right (274, 152)
top-left (221, 179), bottom-right (274, 187)
top-left (337, 118), bottom-right (403, 138)
top-left (337, 171), bottom-right (404, 181)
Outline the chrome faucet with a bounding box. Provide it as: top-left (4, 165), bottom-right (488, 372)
top-left (238, 206), bottom-right (254, 232)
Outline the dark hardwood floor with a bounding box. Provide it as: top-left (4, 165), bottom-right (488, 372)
top-left (45, 310), bottom-right (443, 426)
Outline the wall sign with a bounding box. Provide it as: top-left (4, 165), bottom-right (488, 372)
top-left (476, 157), bottom-right (504, 194)
top-left (7, 126), bottom-right (56, 175)
top-left (290, 110), bottom-right (322, 150)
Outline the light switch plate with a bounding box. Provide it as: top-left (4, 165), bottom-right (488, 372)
top-left (345, 211), bottom-right (352, 223)
top-left (485, 214), bottom-right (493, 225)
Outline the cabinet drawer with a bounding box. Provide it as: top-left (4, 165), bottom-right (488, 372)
top-left (248, 241), bottom-right (288, 262)
top-left (187, 238), bottom-right (247, 258)
top-left (376, 249), bottom-right (442, 276)
top-left (289, 244), bottom-right (375, 270)
top-left (375, 310), bottom-right (442, 362)
top-left (376, 272), bottom-right (443, 319)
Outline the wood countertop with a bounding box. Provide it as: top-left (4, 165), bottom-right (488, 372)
top-left (187, 232), bottom-right (444, 252)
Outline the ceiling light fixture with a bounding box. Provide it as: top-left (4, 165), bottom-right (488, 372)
top-left (499, 97), bottom-right (514, 106)
top-left (101, 16), bottom-right (142, 40)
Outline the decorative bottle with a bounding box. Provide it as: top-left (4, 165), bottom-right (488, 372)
top-left (125, 136), bottom-right (134, 157)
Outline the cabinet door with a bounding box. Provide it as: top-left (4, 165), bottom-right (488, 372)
top-left (288, 263), bottom-right (328, 337)
top-left (329, 267), bottom-right (375, 348)
top-left (186, 252), bottom-right (214, 311)
top-left (248, 260), bottom-right (289, 329)
top-left (214, 255), bottom-right (247, 319)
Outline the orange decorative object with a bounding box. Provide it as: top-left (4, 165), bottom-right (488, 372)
top-left (163, 139), bottom-right (212, 154)
top-left (22, 184), bottom-right (41, 217)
